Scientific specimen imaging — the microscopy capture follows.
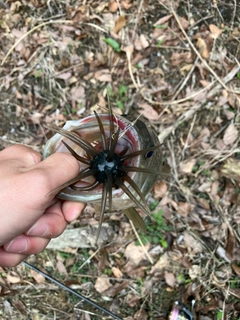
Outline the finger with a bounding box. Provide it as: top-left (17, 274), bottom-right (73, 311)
top-left (0, 248), bottom-right (27, 267)
top-left (4, 235), bottom-right (50, 255)
top-left (0, 145), bottom-right (42, 166)
top-left (25, 201), bottom-right (67, 238)
top-left (25, 152), bottom-right (81, 200)
top-left (62, 201), bottom-right (86, 222)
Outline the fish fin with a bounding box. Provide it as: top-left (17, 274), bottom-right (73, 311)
top-left (123, 207), bottom-right (147, 233)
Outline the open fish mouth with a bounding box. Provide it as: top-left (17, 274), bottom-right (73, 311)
top-left (43, 106), bottom-right (162, 237)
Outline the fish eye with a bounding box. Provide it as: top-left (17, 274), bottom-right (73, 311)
top-left (145, 150), bottom-right (153, 158)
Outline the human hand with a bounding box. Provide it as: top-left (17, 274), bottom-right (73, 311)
top-left (0, 145), bottom-right (85, 267)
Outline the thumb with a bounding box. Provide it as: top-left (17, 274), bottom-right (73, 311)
top-left (28, 152), bottom-right (80, 202)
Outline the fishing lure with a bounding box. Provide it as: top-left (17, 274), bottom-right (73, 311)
top-left (43, 105), bottom-right (162, 238)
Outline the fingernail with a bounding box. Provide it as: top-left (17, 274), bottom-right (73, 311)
top-left (26, 222), bottom-right (49, 236)
top-left (5, 237), bottom-right (28, 253)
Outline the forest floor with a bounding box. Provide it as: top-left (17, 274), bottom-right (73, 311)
top-left (0, 0), bottom-right (240, 319)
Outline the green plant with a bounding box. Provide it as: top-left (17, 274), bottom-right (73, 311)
top-left (136, 209), bottom-right (169, 247)
top-left (107, 84), bottom-right (128, 111)
top-left (103, 37), bottom-right (121, 52)
top-left (157, 39), bottom-right (163, 47)
top-left (216, 310), bottom-right (223, 320)
top-left (155, 24), bottom-right (167, 29)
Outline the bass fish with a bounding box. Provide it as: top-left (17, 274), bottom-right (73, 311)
top-left (43, 106), bottom-right (162, 239)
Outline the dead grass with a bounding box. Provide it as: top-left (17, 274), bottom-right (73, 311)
top-left (0, 0), bottom-right (240, 319)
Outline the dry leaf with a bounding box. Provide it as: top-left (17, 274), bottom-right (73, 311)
top-left (112, 267), bottom-right (123, 278)
top-left (138, 103), bottom-right (159, 121)
top-left (209, 24), bottom-right (223, 39)
top-left (223, 124), bottom-right (238, 145)
top-left (95, 276), bottom-right (112, 293)
top-left (183, 232), bottom-right (202, 254)
top-left (179, 158), bottom-right (196, 174)
top-left (30, 112), bottom-right (43, 124)
top-left (94, 69), bottom-right (112, 82)
top-left (179, 16), bottom-right (189, 30)
top-left (153, 181), bottom-right (168, 199)
top-left (70, 85), bottom-right (85, 100)
top-left (189, 265), bottom-right (201, 280)
top-left (154, 15), bottom-right (172, 26)
top-left (196, 38), bottom-right (209, 59)
top-left (139, 34), bottom-right (149, 49)
top-left (30, 269), bottom-right (45, 284)
top-left (113, 15), bottom-right (126, 34)
top-left (150, 252), bottom-right (169, 274)
top-left (177, 202), bottom-right (192, 217)
top-left (164, 271), bottom-right (175, 288)
top-left (56, 260), bottom-right (68, 275)
top-left (102, 280), bottom-right (129, 297)
top-left (109, 0), bottom-right (118, 12)
top-left (125, 241), bottom-right (150, 265)
top-left (6, 272), bottom-right (21, 284)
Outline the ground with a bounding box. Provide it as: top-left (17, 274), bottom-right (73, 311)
top-left (0, 0), bottom-right (240, 319)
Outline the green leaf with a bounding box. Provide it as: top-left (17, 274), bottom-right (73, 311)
top-left (103, 37), bottom-right (121, 52)
top-left (155, 24), bottom-right (167, 29)
top-left (116, 100), bottom-right (124, 110)
top-left (157, 39), bottom-right (163, 47)
top-left (118, 84), bottom-right (127, 97)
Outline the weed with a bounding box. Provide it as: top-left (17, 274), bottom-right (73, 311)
top-left (157, 39), bottom-right (163, 47)
top-left (107, 84), bottom-right (128, 111)
top-left (136, 209), bottom-right (169, 247)
top-left (155, 24), bottom-right (167, 29)
top-left (216, 310), bottom-right (223, 320)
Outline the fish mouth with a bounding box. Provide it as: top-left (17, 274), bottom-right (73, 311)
top-left (44, 113), bottom-right (143, 203)
top-left (44, 109), bottom-right (162, 238)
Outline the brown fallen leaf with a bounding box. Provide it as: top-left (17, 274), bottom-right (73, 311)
top-left (94, 276), bottom-right (112, 293)
top-left (209, 24), bottom-right (223, 39)
top-left (101, 280), bottom-right (129, 297)
top-left (109, 0), bottom-right (118, 12)
top-left (30, 269), bottom-right (45, 284)
top-left (223, 123), bottom-right (238, 145)
top-left (138, 103), bottom-right (159, 121)
top-left (153, 180), bottom-right (168, 199)
top-left (179, 158), bottom-right (196, 174)
top-left (125, 241), bottom-right (151, 265)
top-left (94, 69), bottom-right (112, 82)
top-left (56, 260), bottom-right (68, 275)
top-left (196, 38), bottom-right (209, 59)
top-left (6, 272), bottom-right (21, 284)
top-left (153, 15), bottom-right (172, 26)
top-left (183, 232), bottom-right (203, 254)
top-left (164, 271), bottom-right (175, 288)
top-left (112, 267), bottom-right (123, 278)
top-left (113, 15), bottom-right (126, 34)
top-left (176, 202), bottom-right (192, 217)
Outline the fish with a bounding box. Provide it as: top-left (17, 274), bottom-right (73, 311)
top-left (43, 105), bottom-right (162, 239)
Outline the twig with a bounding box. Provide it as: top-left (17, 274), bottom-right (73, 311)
top-left (130, 220), bottom-right (153, 264)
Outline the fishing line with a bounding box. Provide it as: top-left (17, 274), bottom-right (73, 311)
top-left (22, 261), bottom-right (122, 320)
